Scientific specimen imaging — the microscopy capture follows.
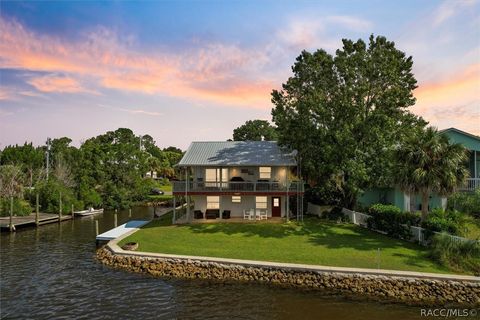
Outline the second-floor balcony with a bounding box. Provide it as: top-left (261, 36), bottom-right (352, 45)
top-left (459, 178), bottom-right (480, 192)
top-left (172, 180), bottom-right (304, 194)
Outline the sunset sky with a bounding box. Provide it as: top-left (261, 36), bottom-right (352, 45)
top-left (1, 0), bottom-right (479, 150)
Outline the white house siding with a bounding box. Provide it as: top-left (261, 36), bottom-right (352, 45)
top-left (191, 195), bottom-right (285, 218)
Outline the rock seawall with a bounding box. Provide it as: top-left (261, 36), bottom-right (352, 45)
top-left (96, 247), bottom-right (480, 306)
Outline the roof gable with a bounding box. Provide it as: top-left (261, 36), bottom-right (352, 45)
top-left (440, 128), bottom-right (480, 151)
top-left (178, 141), bottom-right (297, 166)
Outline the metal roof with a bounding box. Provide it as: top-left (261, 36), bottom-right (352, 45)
top-left (178, 141), bottom-right (297, 167)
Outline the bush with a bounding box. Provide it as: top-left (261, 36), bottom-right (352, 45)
top-left (304, 182), bottom-right (342, 206)
top-left (429, 233), bottom-right (480, 275)
top-left (367, 204), bottom-right (419, 239)
top-left (323, 206), bottom-right (350, 223)
top-left (35, 179), bottom-right (77, 213)
top-left (0, 198), bottom-right (32, 217)
top-left (422, 208), bottom-right (465, 237)
top-left (448, 188), bottom-right (480, 218)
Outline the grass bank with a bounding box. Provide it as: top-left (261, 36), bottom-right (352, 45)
top-left (119, 217), bottom-right (456, 274)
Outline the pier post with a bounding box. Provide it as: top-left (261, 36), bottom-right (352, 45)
top-left (59, 192), bottom-right (62, 222)
top-left (129, 208), bottom-right (132, 218)
top-left (35, 193), bottom-right (40, 226)
top-left (71, 204), bottom-right (74, 217)
top-left (114, 213), bottom-right (118, 227)
top-left (95, 220), bottom-right (99, 236)
top-left (9, 196), bottom-right (14, 232)
top-left (173, 196), bottom-right (176, 224)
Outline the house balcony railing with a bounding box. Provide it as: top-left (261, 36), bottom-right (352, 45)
top-left (172, 181), bottom-right (304, 193)
top-left (459, 178), bottom-right (480, 192)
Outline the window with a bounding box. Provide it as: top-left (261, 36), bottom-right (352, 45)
top-left (205, 169), bottom-right (217, 182)
top-left (207, 196), bottom-right (220, 209)
top-left (259, 167), bottom-right (271, 179)
top-left (205, 168), bottom-right (229, 182)
top-left (232, 196), bottom-right (241, 203)
top-left (273, 198), bottom-right (280, 207)
top-left (205, 168), bottom-right (228, 187)
top-left (256, 196), bottom-right (267, 209)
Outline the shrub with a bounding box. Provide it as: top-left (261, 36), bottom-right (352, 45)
top-left (0, 198), bottom-right (32, 217)
top-left (429, 233), bottom-right (480, 275)
top-left (421, 208), bottom-right (465, 237)
top-left (304, 182), bottom-right (342, 206)
top-left (448, 188), bottom-right (480, 218)
top-left (367, 204), bottom-right (418, 239)
top-left (324, 206), bottom-right (350, 223)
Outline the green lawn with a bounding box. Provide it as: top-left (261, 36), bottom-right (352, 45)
top-left (158, 184), bottom-right (172, 192)
top-left (463, 216), bottom-right (480, 240)
top-left (119, 216), bottom-right (455, 274)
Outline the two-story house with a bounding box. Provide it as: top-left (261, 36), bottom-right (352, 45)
top-left (358, 127), bottom-right (480, 212)
top-left (171, 141), bottom-right (304, 222)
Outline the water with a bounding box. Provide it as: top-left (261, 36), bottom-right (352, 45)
top-left (1, 207), bottom-right (425, 319)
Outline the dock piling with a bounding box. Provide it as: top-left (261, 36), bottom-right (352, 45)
top-left (35, 193), bottom-right (39, 226)
top-left (9, 196), bottom-right (14, 232)
top-left (58, 192), bottom-right (62, 222)
top-left (95, 220), bottom-right (99, 236)
top-left (114, 213), bottom-right (118, 227)
top-left (71, 204), bottom-right (74, 216)
top-left (128, 208), bottom-right (132, 218)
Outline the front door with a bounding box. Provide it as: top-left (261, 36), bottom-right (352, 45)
top-left (271, 197), bottom-right (281, 217)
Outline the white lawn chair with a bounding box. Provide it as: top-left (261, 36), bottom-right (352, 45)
top-left (243, 209), bottom-right (253, 220)
top-left (258, 209), bottom-right (267, 220)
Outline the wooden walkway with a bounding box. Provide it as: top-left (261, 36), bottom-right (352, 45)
top-left (0, 213), bottom-right (73, 231)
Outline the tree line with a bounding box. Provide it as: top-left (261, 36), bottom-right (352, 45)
top-left (0, 128), bottom-right (183, 215)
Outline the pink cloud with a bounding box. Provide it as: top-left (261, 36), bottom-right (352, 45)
top-left (28, 75), bottom-right (89, 93)
top-left (412, 63), bottom-right (480, 135)
top-left (0, 17), bottom-right (272, 108)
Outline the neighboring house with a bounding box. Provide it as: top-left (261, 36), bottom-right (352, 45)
top-left (358, 127), bottom-right (480, 212)
top-left (172, 141), bottom-right (304, 221)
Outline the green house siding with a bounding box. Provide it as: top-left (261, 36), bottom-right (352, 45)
top-left (359, 128), bottom-right (478, 211)
top-left (358, 187), bottom-right (407, 211)
top-left (442, 128), bottom-right (480, 178)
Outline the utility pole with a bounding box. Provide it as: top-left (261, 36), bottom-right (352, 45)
top-left (46, 138), bottom-right (51, 180)
top-left (139, 135), bottom-right (143, 151)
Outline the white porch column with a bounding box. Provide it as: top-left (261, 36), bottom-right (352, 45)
top-left (475, 151), bottom-right (477, 178)
top-left (173, 196), bottom-right (176, 224)
top-left (286, 166), bottom-right (289, 221)
top-left (186, 167), bottom-right (190, 222)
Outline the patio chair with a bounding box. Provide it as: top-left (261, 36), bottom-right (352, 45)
top-left (205, 209), bottom-right (219, 219)
top-left (243, 209), bottom-right (253, 220)
top-left (258, 209), bottom-right (267, 220)
top-left (222, 210), bottom-right (231, 219)
top-left (194, 210), bottom-right (204, 219)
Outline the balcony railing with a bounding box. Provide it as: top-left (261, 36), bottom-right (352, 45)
top-left (172, 181), bottom-right (304, 193)
top-left (459, 178), bottom-right (480, 192)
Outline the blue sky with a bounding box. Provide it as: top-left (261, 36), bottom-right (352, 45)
top-left (0, 0), bottom-right (479, 149)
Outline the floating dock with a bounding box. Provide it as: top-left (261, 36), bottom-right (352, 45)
top-left (96, 220), bottom-right (149, 243)
top-left (0, 213), bottom-right (73, 231)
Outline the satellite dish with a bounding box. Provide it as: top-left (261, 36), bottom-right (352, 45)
top-left (290, 150), bottom-right (298, 157)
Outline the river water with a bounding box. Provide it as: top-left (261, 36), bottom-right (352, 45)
top-left (0, 207), bottom-right (426, 319)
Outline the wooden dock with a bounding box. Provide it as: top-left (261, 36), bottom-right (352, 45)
top-left (0, 213), bottom-right (73, 231)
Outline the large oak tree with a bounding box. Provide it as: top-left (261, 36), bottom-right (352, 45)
top-left (271, 35), bottom-right (426, 207)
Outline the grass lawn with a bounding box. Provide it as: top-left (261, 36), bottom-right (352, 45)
top-left (463, 216), bottom-right (480, 240)
top-left (119, 216), bottom-right (456, 274)
top-left (146, 195), bottom-right (172, 201)
top-left (158, 184), bottom-right (172, 192)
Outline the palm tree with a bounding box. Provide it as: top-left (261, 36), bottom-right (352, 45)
top-left (395, 127), bottom-right (469, 221)
top-left (147, 157), bottom-right (161, 179)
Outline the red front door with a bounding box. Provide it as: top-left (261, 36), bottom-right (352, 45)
top-left (271, 197), bottom-right (281, 217)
